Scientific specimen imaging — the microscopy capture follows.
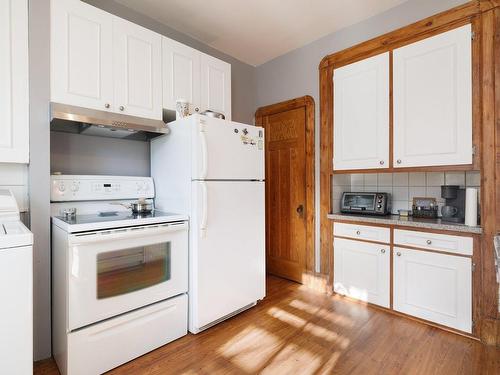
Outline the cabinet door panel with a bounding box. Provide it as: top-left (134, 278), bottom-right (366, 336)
top-left (334, 238), bottom-right (390, 307)
top-left (333, 53), bottom-right (389, 170)
top-left (0, 0), bottom-right (29, 163)
top-left (51, 0), bottom-right (113, 111)
top-left (162, 38), bottom-right (201, 111)
top-left (113, 18), bottom-right (162, 120)
top-left (393, 247), bottom-right (472, 332)
top-left (393, 25), bottom-right (472, 168)
top-left (201, 54), bottom-right (231, 120)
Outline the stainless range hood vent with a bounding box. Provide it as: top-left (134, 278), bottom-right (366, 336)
top-left (50, 103), bottom-right (170, 141)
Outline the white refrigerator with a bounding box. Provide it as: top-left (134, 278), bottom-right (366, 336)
top-left (151, 114), bottom-right (265, 333)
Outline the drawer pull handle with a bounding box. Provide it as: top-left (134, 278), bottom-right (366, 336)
top-left (356, 230), bottom-right (361, 235)
top-left (380, 249), bottom-right (385, 254)
top-left (426, 240), bottom-right (432, 245)
top-left (396, 252), bottom-right (401, 256)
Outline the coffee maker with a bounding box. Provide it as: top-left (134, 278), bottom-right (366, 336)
top-left (440, 185), bottom-right (465, 223)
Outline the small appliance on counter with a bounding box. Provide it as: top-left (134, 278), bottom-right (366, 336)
top-left (441, 185), bottom-right (466, 223)
top-left (412, 197), bottom-right (438, 218)
top-left (340, 192), bottom-right (390, 215)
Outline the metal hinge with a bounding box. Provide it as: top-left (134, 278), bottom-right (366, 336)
top-left (472, 145), bottom-right (477, 156)
top-left (472, 320), bottom-right (476, 327)
top-left (471, 30), bottom-right (476, 40)
top-left (472, 263), bottom-right (476, 272)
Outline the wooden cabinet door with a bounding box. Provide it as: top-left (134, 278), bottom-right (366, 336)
top-left (393, 24), bottom-right (472, 168)
top-left (113, 17), bottom-right (162, 120)
top-left (333, 52), bottom-right (389, 170)
top-left (201, 54), bottom-right (231, 120)
top-left (51, 0), bottom-right (113, 112)
top-left (162, 37), bottom-right (201, 112)
top-left (393, 247), bottom-right (472, 332)
top-left (0, 0), bottom-right (29, 163)
top-left (333, 237), bottom-right (390, 307)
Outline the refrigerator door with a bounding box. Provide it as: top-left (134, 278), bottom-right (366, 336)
top-left (192, 116), bottom-right (265, 180)
top-left (190, 180), bottom-right (265, 332)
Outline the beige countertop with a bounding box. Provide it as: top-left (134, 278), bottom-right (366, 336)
top-left (327, 213), bottom-right (482, 234)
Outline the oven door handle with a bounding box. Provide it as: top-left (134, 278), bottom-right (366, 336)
top-left (69, 222), bottom-right (188, 245)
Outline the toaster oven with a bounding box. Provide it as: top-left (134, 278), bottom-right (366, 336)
top-left (340, 192), bottom-right (390, 215)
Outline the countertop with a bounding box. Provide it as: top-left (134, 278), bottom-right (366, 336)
top-left (327, 213), bottom-right (482, 234)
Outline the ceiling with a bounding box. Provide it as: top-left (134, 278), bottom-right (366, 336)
top-left (115, 0), bottom-right (408, 66)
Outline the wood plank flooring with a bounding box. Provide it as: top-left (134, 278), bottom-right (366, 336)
top-left (35, 276), bottom-right (500, 375)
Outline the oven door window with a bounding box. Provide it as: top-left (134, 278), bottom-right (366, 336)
top-left (345, 194), bottom-right (375, 211)
top-left (96, 242), bottom-right (171, 299)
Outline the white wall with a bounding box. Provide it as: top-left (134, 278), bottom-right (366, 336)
top-left (254, 0), bottom-right (470, 272)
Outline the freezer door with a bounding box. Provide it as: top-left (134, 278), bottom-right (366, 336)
top-left (190, 181), bottom-right (265, 331)
top-left (192, 117), bottom-right (265, 180)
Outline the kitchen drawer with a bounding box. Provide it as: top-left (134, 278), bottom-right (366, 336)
top-left (394, 229), bottom-right (473, 256)
top-left (334, 222), bottom-right (390, 244)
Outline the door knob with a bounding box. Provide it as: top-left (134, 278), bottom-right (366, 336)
top-left (296, 204), bottom-right (304, 215)
top-left (104, 103), bottom-right (110, 109)
top-left (119, 105), bottom-right (125, 111)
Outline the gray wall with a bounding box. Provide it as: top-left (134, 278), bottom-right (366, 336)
top-left (254, 0), bottom-right (469, 272)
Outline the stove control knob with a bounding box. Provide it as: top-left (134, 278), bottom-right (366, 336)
top-left (70, 183), bottom-right (79, 192)
top-left (58, 182), bottom-right (66, 192)
top-left (377, 204), bottom-right (382, 209)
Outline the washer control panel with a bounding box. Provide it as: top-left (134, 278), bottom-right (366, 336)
top-left (51, 175), bottom-right (154, 202)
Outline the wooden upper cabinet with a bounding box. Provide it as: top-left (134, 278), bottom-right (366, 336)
top-left (113, 18), bottom-right (162, 120)
top-left (162, 38), bottom-right (201, 112)
top-left (0, 0), bottom-right (29, 163)
top-left (393, 24), bottom-right (472, 168)
top-left (333, 53), bottom-right (389, 171)
top-left (51, 0), bottom-right (114, 112)
top-left (201, 53), bottom-right (231, 120)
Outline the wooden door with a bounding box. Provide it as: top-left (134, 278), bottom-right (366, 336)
top-left (333, 238), bottom-right (390, 308)
top-left (333, 52), bottom-right (389, 170)
top-left (393, 247), bottom-right (472, 332)
top-left (50, 0), bottom-right (114, 112)
top-left (201, 53), bottom-right (231, 120)
top-left (262, 106), bottom-right (308, 283)
top-left (162, 37), bottom-right (201, 112)
top-left (113, 17), bottom-right (162, 120)
top-left (0, 0), bottom-right (29, 163)
top-left (393, 24), bottom-right (472, 168)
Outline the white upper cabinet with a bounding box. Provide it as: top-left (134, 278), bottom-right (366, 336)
top-left (162, 38), bottom-right (201, 112)
top-left (393, 247), bottom-right (472, 332)
top-left (113, 18), bottom-right (162, 120)
top-left (0, 0), bottom-right (29, 163)
top-left (201, 53), bottom-right (231, 120)
top-left (333, 53), bottom-right (389, 171)
top-left (393, 24), bottom-right (472, 168)
top-left (51, 0), bottom-right (114, 112)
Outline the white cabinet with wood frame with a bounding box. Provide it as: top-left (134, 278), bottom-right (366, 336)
top-left (333, 52), bottom-right (389, 171)
top-left (393, 24), bottom-right (472, 168)
top-left (0, 0), bottom-right (29, 163)
top-left (333, 237), bottom-right (390, 308)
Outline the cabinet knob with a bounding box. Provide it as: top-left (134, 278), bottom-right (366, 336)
top-left (379, 160), bottom-right (384, 165)
top-left (396, 252), bottom-right (401, 257)
top-left (195, 107), bottom-right (200, 112)
top-left (396, 159), bottom-right (402, 164)
top-left (356, 230), bottom-right (361, 235)
top-left (381, 249), bottom-right (386, 254)
top-left (426, 239), bottom-right (432, 245)
top-left (104, 103), bottom-right (110, 109)
top-left (119, 105), bottom-right (125, 111)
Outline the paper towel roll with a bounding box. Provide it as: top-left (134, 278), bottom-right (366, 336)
top-left (465, 188), bottom-right (478, 227)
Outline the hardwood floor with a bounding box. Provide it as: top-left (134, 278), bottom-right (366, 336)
top-left (35, 276), bottom-right (499, 375)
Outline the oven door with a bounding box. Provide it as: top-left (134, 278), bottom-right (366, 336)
top-left (67, 222), bottom-right (188, 331)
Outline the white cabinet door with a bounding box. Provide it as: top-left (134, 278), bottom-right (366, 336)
top-left (393, 247), bottom-right (472, 332)
top-left (113, 17), bottom-right (162, 120)
top-left (51, 0), bottom-right (114, 112)
top-left (201, 54), bottom-right (231, 120)
top-left (162, 37), bottom-right (201, 112)
top-left (333, 238), bottom-right (390, 308)
top-left (393, 24), bottom-right (472, 168)
top-left (0, 0), bottom-right (29, 163)
top-left (333, 53), bottom-right (389, 170)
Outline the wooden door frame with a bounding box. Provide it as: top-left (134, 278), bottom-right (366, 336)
top-left (255, 96), bottom-right (316, 274)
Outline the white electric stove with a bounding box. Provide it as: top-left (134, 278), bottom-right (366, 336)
top-left (51, 175), bottom-right (189, 375)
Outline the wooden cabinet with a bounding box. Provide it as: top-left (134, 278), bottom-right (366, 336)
top-left (393, 24), bottom-right (472, 168)
top-left (0, 0), bottom-right (29, 163)
top-left (201, 53), bottom-right (231, 120)
top-left (393, 247), bottom-right (472, 332)
top-left (333, 53), bottom-right (389, 171)
top-left (51, 0), bottom-right (114, 112)
top-left (162, 38), bottom-right (201, 112)
top-left (333, 237), bottom-right (390, 308)
top-left (113, 18), bottom-right (162, 119)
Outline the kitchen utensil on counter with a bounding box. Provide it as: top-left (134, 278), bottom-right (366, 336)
top-left (465, 188), bottom-right (478, 226)
top-left (398, 209), bottom-right (411, 217)
top-left (61, 207), bottom-right (77, 218)
top-left (412, 197), bottom-right (438, 218)
top-left (112, 198), bottom-right (153, 214)
top-left (176, 99), bottom-right (190, 119)
top-left (441, 205), bottom-right (458, 218)
top-left (440, 185), bottom-right (466, 223)
top-left (200, 110), bottom-right (225, 120)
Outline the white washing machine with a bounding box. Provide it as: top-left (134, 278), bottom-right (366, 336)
top-left (0, 189), bottom-right (33, 374)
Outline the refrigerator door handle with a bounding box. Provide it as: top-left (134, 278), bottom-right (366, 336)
top-left (199, 123), bottom-right (208, 179)
top-left (200, 182), bottom-right (208, 237)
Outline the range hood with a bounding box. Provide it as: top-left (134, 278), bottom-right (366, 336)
top-left (50, 103), bottom-right (170, 141)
